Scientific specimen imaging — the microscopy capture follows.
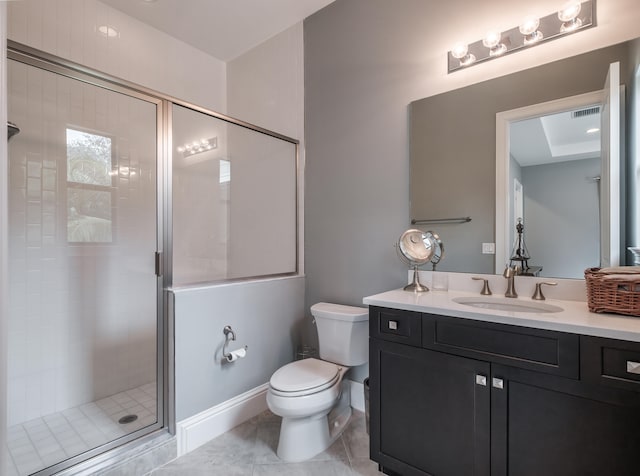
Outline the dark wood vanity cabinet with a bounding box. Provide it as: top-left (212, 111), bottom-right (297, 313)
top-left (370, 338), bottom-right (490, 476)
top-left (369, 306), bottom-right (640, 476)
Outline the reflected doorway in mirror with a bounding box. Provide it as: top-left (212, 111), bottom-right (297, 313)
top-left (496, 74), bottom-right (622, 279)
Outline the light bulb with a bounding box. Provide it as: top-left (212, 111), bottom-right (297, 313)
top-left (482, 31), bottom-right (507, 57)
top-left (558, 2), bottom-right (583, 32)
top-left (519, 17), bottom-right (539, 35)
top-left (451, 43), bottom-right (469, 59)
top-left (482, 31), bottom-right (502, 48)
top-left (450, 43), bottom-right (476, 66)
top-left (519, 16), bottom-right (543, 44)
top-left (558, 2), bottom-right (581, 22)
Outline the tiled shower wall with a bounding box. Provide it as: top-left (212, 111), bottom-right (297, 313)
top-left (5, 0), bottom-right (227, 427)
top-left (7, 0), bottom-right (226, 112)
top-left (7, 61), bottom-right (158, 426)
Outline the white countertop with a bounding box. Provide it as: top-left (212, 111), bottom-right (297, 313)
top-left (363, 288), bottom-right (640, 342)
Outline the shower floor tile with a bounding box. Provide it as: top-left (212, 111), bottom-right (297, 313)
top-left (5, 382), bottom-right (157, 476)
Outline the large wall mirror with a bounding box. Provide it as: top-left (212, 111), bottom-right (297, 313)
top-left (410, 37), bottom-right (640, 279)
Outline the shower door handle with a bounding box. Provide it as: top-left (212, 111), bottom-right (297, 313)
top-left (155, 251), bottom-right (163, 276)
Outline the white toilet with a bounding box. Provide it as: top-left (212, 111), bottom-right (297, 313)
top-left (266, 302), bottom-right (369, 462)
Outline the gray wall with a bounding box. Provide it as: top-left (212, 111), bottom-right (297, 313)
top-left (522, 158), bottom-right (601, 278)
top-left (303, 0), bottom-right (631, 303)
top-left (305, 1), bottom-right (421, 315)
top-left (304, 2), bottom-right (637, 385)
top-left (173, 277), bottom-right (305, 421)
top-left (305, 1), bottom-right (431, 382)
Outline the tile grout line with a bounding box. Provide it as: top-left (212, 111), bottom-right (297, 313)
top-left (16, 421), bottom-right (45, 474)
top-left (5, 441), bottom-right (21, 476)
top-left (6, 382), bottom-right (159, 475)
top-left (43, 409), bottom-right (83, 459)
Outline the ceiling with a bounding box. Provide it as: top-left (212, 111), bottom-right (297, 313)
top-left (100, 0), bottom-right (337, 61)
top-left (510, 105), bottom-right (601, 167)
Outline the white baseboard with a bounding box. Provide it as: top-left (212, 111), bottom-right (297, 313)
top-left (349, 379), bottom-right (366, 413)
top-left (176, 383), bottom-right (269, 456)
top-left (176, 379), bottom-right (367, 458)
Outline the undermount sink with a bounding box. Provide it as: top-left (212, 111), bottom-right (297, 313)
top-left (452, 296), bottom-right (563, 314)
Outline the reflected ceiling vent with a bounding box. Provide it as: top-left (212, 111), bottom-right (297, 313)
top-left (572, 106), bottom-right (600, 118)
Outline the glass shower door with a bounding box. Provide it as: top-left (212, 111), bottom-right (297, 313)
top-left (6, 58), bottom-right (161, 475)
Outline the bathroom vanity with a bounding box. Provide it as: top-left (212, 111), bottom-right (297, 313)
top-left (364, 286), bottom-right (640, 476)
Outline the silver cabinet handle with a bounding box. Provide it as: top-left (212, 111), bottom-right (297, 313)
top-left (475, 374), bottom-right (487, 386)
top-left (388, 320), bottom-right (398, 330)
top-left (627, 361), bottom-right (640, 374)
top-left (492, 377), bottom-right (504, 389)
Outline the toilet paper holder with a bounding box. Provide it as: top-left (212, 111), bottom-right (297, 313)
top-left (223, 325), bottom-right (248, 363)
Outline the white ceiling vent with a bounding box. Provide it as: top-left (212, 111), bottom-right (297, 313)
top-left (572, 106), bottom-right (600, 119)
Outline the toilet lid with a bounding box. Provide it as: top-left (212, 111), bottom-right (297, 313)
top-left (270, 358), bottom-right (340, 394)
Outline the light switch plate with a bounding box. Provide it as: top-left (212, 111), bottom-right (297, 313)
top-left (482, 243), bottom-right (495, 254)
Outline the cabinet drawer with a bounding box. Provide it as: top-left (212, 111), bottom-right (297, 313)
top-left (370, 306), bottom-right (422, 347)
top-left (582, 336), bottom-right (640, 391)
top-left (422, 313), bottom-right (579, 378)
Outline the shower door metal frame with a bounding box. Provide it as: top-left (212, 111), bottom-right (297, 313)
top-left (7, 41), bottom-right (171, 476)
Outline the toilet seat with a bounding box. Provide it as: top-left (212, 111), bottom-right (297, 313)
top-left (269, 358), bottom-right (342, 397)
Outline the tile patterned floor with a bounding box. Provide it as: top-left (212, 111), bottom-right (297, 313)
top-left (151, 410), bottom-right (383, 476)
top-left (5, 382), bottom-right (157, 476)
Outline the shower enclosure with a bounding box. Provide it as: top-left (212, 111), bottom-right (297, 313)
top-left (5, 40), bottom-right (299, 475)
top-left (5, 46), bottom-right (165, 476)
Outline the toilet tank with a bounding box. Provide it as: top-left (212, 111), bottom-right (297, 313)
top-left (311, 302), bottom-right (369, 366)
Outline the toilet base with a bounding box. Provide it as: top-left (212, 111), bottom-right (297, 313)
top-left (276, 381), bottom-right (352, 462)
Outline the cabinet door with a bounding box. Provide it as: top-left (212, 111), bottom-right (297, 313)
top-left (370, 339), bottom-right (490, 476)
top-left (491, 364), bottom-right (640, 476)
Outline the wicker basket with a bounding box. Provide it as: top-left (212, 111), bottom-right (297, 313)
top-left (585, 267), bottom-right (640, 317)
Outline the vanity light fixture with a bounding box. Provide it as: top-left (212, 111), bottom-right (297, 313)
top-left (586, 127), bottom-right (600, 133)
top-left (448, 0), bottom-right (595, 73)
top-left (177, 137), bottom-right (218, 157)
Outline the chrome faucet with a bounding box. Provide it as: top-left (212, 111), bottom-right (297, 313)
top-left (532, 281), bottom-right (557, 300)
top-left (503, 265), bottom-right (519, 298)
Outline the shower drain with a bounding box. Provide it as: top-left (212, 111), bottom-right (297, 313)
top-left (118, 414), bottom-right (138, 424)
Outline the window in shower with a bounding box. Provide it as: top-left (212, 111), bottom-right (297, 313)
top-left (66, 128), bottom-right (115, 243)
